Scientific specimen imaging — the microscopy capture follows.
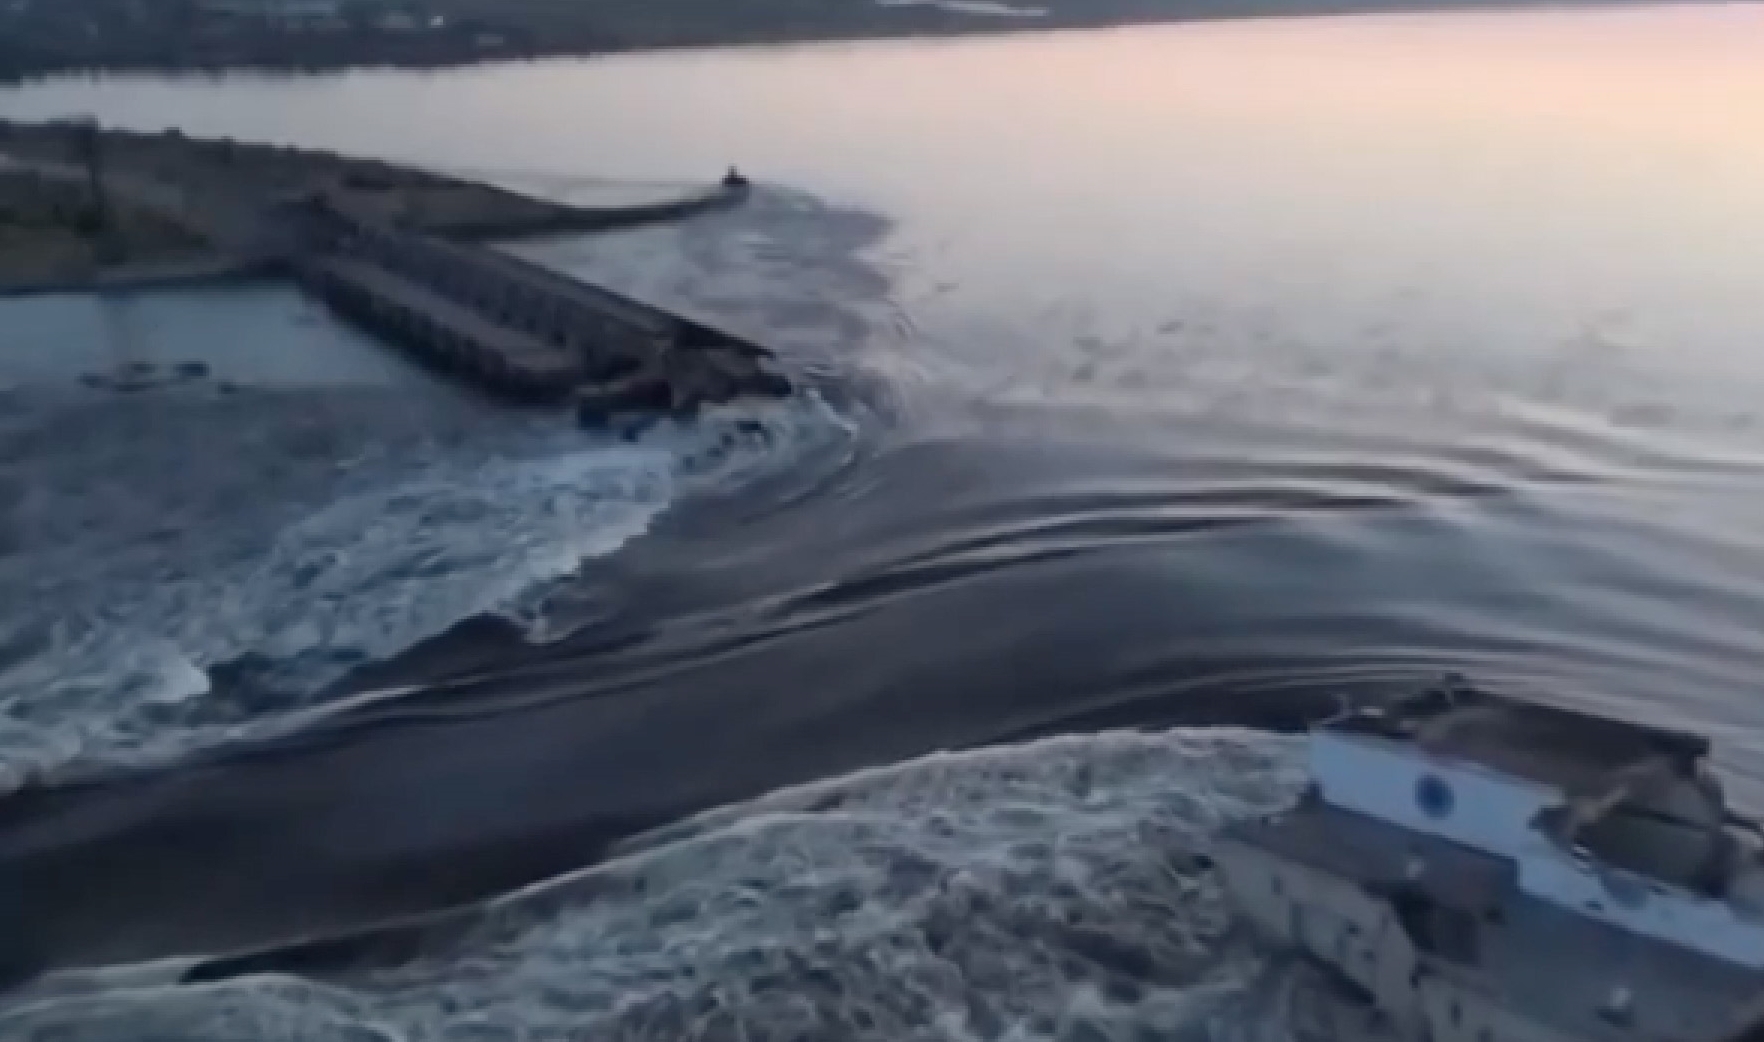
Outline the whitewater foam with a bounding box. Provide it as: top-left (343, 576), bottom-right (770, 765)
top-left (0, 392), bottom-right (851, 788)
top-left (1, 727), bottom-right (1310, 1042)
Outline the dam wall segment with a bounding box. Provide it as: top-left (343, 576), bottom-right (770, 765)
top-left (287, 195), bottom-right (791, 413)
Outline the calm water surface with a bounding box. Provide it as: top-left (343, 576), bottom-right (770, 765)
top-left (3, 7), bottom-right (1764, 1039)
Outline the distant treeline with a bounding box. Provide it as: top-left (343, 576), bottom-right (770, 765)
top-left (0, 0), bottom-right (1656, 81)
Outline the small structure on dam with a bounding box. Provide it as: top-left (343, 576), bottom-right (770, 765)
top-left (0, 119), bottom-right (793, 419)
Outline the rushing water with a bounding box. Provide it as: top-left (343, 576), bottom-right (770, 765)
top-left (3, 5), bottom-right (1764, 1038)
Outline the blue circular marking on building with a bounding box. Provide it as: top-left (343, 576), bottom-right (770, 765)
top-left (1416, 774), bottom-right (1454, 818)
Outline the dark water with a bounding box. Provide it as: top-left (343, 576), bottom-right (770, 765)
top-left (4, 6), bottom-right (1764, 1038)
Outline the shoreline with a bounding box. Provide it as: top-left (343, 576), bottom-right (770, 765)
top-left (0, 255), bottom-right (274, 299)
top-left (0, 0), bottom-right (1655, 84)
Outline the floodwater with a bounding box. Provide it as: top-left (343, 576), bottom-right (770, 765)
top-left (2, 5), bottom-right (1764, 1039)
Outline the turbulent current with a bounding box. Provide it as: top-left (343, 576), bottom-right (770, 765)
top-left (2, 730), bottom-right (1306, 1042)
top-left (0, 383), bottom-right (848, 787)
top-left (4, 6), bottom-right (1764, 1040)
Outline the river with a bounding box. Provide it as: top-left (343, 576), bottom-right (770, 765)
top-left (2, 5), bottom-right (1763, 1038)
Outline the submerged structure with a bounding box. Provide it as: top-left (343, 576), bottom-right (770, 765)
top-left (1217, 678), bottom-right (1764, 1042)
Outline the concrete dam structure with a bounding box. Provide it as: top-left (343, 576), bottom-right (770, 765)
top-left (292, 193), bottom-right (790, 414)
top-left (0, 120), bottom-right (790, 420)
top-left (292, 195), bottom-right (791, 415)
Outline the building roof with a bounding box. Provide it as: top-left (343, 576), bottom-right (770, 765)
top-left (1324, 678), bottom-right (1709, 794)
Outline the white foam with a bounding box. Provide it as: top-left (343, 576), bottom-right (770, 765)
top-left (0, 440), bottom-right (669, 783)
top-left (0, 394), bottom-right (850, 786)
top-left (2, 726), bottom-right (1311, 1042)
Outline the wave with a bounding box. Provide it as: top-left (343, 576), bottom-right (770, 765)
top-left (2, 726), bottom-right (1308, 1042)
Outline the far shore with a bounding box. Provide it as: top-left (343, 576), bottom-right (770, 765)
top-left (0, 0), bottom-right (1658, 84)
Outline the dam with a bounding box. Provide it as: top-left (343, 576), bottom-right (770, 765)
top-left (289, 192), bottom-right (790, 412)
top-left (0, 120), bottom-right (792, 417)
